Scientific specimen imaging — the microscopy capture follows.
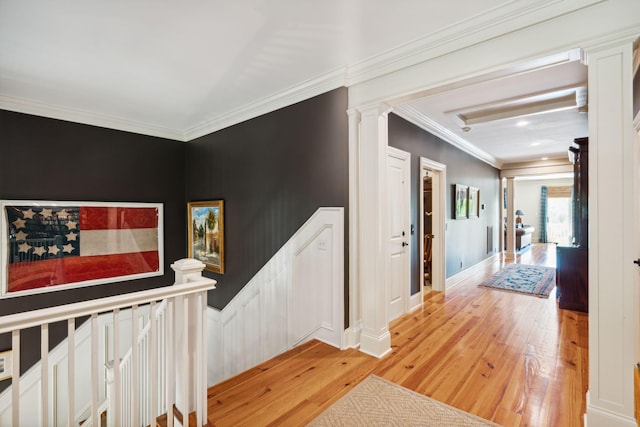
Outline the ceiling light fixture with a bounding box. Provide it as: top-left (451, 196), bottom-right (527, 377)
top-left (531, 142), bottom-right (541, 146)
top-left (450, 85), bottom-right (586, 127)
top-left (516, 120), bottom-right (529, 127)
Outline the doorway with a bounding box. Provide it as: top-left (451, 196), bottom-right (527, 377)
top-left (420, 157), bottom-right (446, 295)
top-left (546, 196), bottom-right (572, 245)
top-left (423, 174), bottom-right (433, 290)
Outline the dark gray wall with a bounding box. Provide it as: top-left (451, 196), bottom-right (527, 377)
top-left (388, 113), bottom-right (500, 294)
top-left (186, 88), bottom-right (349, 310)
top-left (0, 109), bottom-right (186, 381)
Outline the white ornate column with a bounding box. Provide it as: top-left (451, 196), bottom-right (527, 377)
top-left (356, 103), bottom-right (392, 358)
top-left (585, 36), bottom-right (637, 427)
top-left (505, 177), bottom-right (516, 260)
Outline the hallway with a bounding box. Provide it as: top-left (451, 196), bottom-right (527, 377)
top-left (207, 243), bottom-right (588, 426)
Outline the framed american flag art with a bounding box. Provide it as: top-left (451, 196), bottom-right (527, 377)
top-left (0, 200), bottom-right (164, 298)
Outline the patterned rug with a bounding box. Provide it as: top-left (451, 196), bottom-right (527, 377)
top-left (307, 375), bottom-right (499, 426)
top-left (479, 264), bottom-right (555, 298)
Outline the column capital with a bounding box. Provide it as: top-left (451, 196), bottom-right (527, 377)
top-left (354, 102), bottom-right (393, 118)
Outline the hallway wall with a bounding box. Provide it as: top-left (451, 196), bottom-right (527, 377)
top-left (388, 113), bottom-right (500, 294)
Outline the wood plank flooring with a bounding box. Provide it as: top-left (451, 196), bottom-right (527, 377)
top-left (206, 244), bottom-right (588, 426)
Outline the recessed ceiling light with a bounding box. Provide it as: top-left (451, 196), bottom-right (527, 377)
top-left (531, 142), bottom-right (541, 146)
top-left (541, 157), bottom-right (549, 160)
top-left (516, 120), bottom-right (529, 127)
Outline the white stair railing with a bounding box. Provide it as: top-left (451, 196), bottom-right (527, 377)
top-left (107, 299), bottom-right (168, 427)
top-left (78, 299), bottom-right (168, 427)
top-left (0, 258), bottom-right (215, 427)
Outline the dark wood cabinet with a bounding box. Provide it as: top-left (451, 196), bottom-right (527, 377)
top-left (556, 246), bottom-right (588, 312)
top-left (556, 137), bottom-right (588, 313)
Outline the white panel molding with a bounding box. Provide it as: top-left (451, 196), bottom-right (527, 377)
top-left (0, 95), bottom-right (186, 142)
top-left (585, 38), bottom-right (637, 427)
top-left (206, 207), bottom-right (344, 386)
top-left (355, 105), bottom-right (392, 359)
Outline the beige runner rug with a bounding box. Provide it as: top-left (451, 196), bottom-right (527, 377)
top-left (307, 375), bottom-right (500, 427)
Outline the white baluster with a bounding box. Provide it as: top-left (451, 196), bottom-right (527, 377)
top-left (151, 301), bottom-right (159, 426)
top-left (67, 319), bottom-right (75, 427)
top-left (91, 313), bottom-right (99, 426)
top-left (132, 304), bottom-right (139, 426)
top-left (11, 329), bottom-right (20, 427)
top-left (166, 298), bottom-right (175, 427)
top-left (40, 324), bottom-right (48, 427)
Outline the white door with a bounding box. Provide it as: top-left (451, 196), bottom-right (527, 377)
top-left (387, 147), bottom-right (411, 322)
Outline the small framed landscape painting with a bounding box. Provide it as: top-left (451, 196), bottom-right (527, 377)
top-left (454, 184), bottom-right (468, 220)
top-left (468, 186), bottom-right (480, 218)
top-left (188, 200), bottom-right (225, 274)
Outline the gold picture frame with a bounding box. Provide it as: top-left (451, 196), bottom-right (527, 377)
top-left (0, 350), bottom-right (13, 381)
top-left (187, 200), bottom-right (225, 274)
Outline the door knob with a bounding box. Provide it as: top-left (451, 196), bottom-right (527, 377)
top-left (402, 242), bottom-right (408, 247)
top-left (634, 259), bottom-right (640, 266)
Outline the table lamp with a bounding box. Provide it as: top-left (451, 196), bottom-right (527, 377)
top-left (515, 209), bottom-right (524, 227)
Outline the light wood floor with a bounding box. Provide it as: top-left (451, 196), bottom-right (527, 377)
top-left (206, 243), bottom-right (588, 426)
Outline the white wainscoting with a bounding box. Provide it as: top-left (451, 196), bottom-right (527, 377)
top-left (207, 207), bottom-right (344, 386)
top-left (0, 208), bottom-right (344, 411)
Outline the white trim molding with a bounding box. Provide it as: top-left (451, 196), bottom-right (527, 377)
top-left (394, 104), bottom-right (500, 168)
top-left (0, 0), bottom-right (608, 144)
top-left (0, 95), bottom-right (186, 142)
top-left (584, 37), bottom-right (638, 427)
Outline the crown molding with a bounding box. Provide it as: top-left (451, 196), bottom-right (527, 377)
top-left (345, 0), bottom-right (602, 87)
top-left (183, 67), bottom-right (346, 141)
top-left (0, 95), bottom-right (186, 141)
top-left (0, 0), bottom-right (610, 142)
top-left (393, 104), bottom-right (501, 169)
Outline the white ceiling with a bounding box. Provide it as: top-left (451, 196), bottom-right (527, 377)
top-left (0, 0), bottom-right (589, 166)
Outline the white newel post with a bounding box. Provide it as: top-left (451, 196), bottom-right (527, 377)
top-left (171, 258), bottom-right (212, 427)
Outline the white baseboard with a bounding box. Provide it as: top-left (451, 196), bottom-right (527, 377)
top-left (445, 253), bottom-right (502, 289)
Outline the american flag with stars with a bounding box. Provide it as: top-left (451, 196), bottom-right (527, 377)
top-left (3, 203), bottom-right (162, 295)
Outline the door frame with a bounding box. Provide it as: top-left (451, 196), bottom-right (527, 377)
top-left (387, 146), bottom-right (411, 320)
top-left (420, 157), bottom-right (446, 294)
